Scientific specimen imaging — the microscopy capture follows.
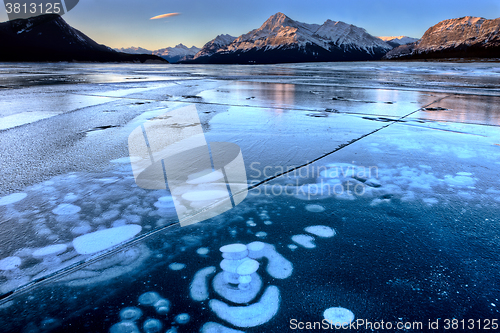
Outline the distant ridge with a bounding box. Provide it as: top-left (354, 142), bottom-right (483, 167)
top-left (184, 12), bottom-right (392, 64)
top-left (384, 16), bottom-right (500, 60)
top-left (0, 14), bottom-right (168, 63)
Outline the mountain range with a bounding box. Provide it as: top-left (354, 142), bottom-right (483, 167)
top-left (115, 44), bottom-right (201, 63)
top-left (0, 14), bottom-right (167, 63)
top-left (185, 13), bottom-right (393, 64)
top-left (2, 12), bottom-right (499, 63)
top-left (378, 36), bottom-right (419, 48)
top-left (384, 16), bottom-right (500, 60)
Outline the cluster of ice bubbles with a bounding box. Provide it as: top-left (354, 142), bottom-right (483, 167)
top-left (0, 173), bottom-right (158, 295)
top-left (103, 215), bottom-right (354, 332)
top-left (258, 162), bottom-right (490, 207)
top-left (0, 155), bottom-right (190, 295)
top-left (110, 291), bottom-right (190, 333)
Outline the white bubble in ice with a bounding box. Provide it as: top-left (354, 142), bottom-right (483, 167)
top-left (323, 307), bottom-right (355, 326)
top-left (220, 258), bottom-right (251, 274)
top-left (236, 259), bottom-right (259, 275)
top-left (220, 244), bottom-right (248, 260)
top-left (0, 256), bottom-right (21, 270)
top-left (190, 266), bottom-right (216, 302)
top-left (0, 193), bottom-right (27, 206)
top-left (444, 174), bottom-right (475, 187)
top-left (154, 299), bottom-right (170, 314)
top-left (291, 235), bottom-right (316, 249)
top-left (175, 313), bottom-right (190, 324)
top-left (32, 244), bottom-right (68, 258)
top-left (247, 241), bottom-right (265, 253)
top-left (196, 247), bottom-right (209, 255)
top-left (238, 275), bottom-right (252, 284)
top-left (110, 321), bottom-right (140, 333)
top-left (119, 307), bottom-right (142, 321)
top-left (63, 193), bottom-right (78, 202)
top-left (304, 225), bottom-right (336, 238)
top-left (255, 231), bottom-right (267, 238)
top-left (72, 225), bottom-right (142, 255)
top-left (52, 203), bottom-right (81, 215)
top-left (143, 318), bottom-right (162, 333)
top-left (209, 286), bottom-right (280, 328)
top-left (305, 204), bottom-right (325, 213)
top-left (247, 242), bottom-right (292, 279)
top-left (220, 244), bottom-right (247, 253)
top-left (138, 291), bottom-right (161, 306)
top-left (169, 262), bottom-right (186, 271)
top-left (288, 244), bottom-right (298, 251)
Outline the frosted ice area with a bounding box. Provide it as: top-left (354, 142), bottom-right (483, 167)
top-left (0, 62), bottom-right (499, 332)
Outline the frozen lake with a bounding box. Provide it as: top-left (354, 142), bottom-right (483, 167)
top-left (0, 61), bottom-right (500, 332)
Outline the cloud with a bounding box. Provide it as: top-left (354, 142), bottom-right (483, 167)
top-left (150, 12), bottom-right (180, 20)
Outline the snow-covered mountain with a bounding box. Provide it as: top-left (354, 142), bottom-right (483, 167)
top-left (193, 34), bottom-right (236, 59)
top-left (384, 16), bottom-right (500, 59)
top-left (188, 12), bottom-right (392, 64)
top-left (378, 36), bottom-right (419, 48)
top-left (115, 47), bottom-right (153, 54)
top-left (0, 14), bottom-right (167, 63)
top-left (153, 44), bottom-right (200, 63)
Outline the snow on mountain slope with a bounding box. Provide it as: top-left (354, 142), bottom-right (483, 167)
top-left (415, 16), bottom-right (500, 52)
top-left (192, 12), bottom-right (392, 63)
top-left (115, 47), bottom-right (153, 54)
top-left (193, 34), bottom-right (236, 59)
top-left (384, 16), bottom-right (500, 59)
top-left (153, 44), bottom-right (200, 58)
top-left (315, 19), bottom-right (391, 53)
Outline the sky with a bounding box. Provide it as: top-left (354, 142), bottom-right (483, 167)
top-left (1, 0), bottom-right (499, 50)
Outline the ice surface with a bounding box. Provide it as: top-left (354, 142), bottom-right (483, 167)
top-left (72, 225), bottom-right (142, 255)
top-left (1, 62), bottom-right (500, 332)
